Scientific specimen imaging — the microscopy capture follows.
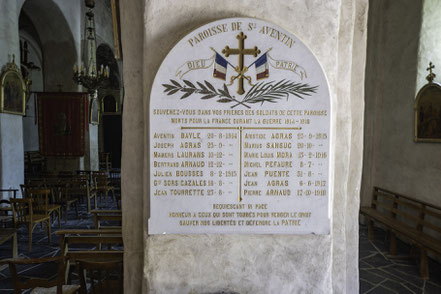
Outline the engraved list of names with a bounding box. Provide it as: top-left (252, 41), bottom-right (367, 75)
top-left (148, 18), bottom-right (330, 234)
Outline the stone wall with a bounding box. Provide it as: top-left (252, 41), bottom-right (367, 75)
top-left (120, 0), bottom-right (368, 293)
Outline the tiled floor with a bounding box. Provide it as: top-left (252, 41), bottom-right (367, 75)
top-left (359, 224), bottom-right (441, 294)
top-left (1, 208), bottom-right (441, 293)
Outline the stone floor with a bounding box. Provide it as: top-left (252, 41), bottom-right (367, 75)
top-left (1, 208), bottom-right (441, 293)
top-left (359, 223), bottom-right (441, 294)
top-left (0, 195), bottom-right (120, 293)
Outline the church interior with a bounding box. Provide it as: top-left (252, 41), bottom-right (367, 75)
top-left (0, 0), bottom-right (440, 293)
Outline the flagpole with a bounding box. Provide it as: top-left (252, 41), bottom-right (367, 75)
top-left (210, 47), bottom-right (236, 69)
top-left (246, 48), bottom-right (273, 68)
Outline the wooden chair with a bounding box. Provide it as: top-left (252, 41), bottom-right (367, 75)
top-left (58, 171), bottom-right (74, 178)
top-left (0, 188), bottom-right (18, 199)
top-left (10, 198), bottom-right (51, 252)
top-left (0, 189), bottom-right (18, 225)
top-left (78, 259), bottom-right (123, 294)
top-left (98, 153), bottom-right (112, 172)
top-left (25, 151), bottom-right (47, 177)
top-left (92, 173), bottom-right (115, 206)
top-left (108, 171), bottom-right (121, 209)
top-left (67, 176), bottom-right (96, 214)
top-left (0, 197), bottom-right (18, 257)
top-left (0, 199), bottom-right (14, 227)
top-left (0, 228), bottom-right (18, 258)
top-left (57, 184), bottom-right (79, 223)
top-left (27, 188), bottom-right (62, 229)
top-left (0, 256), bottom-right (80, 294)
top-left (77, 170), bottom-right (93, 182)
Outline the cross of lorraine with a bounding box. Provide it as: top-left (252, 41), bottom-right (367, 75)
top-left (222, 32), bottom-right (260, 95)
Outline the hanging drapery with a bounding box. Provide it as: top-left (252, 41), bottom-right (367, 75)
top-left (37, 92), bottom-right (88, 156)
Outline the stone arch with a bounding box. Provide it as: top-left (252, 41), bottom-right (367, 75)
top-left (20, 0), bottom-right (77, 91)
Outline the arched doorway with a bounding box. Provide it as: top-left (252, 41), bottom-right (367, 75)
top-left (96, 44), bottom-right (122, 169)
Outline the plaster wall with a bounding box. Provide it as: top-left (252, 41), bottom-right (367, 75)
top-left (417, 0), bottom-right (441, 92)
top-left (88, 124), bottom-right (99, 171)
top-left (20, 31), bottom-right (43, 152)
top-left (0, 114), bottom-right (24, 195)
top-left (0, 0), bottom-right (24, 195)
top-left (120, 0), bottom-right (368, 293)
top-left (94, 0), bottom-right (116, 51)
top-left (361, 0), bottom-right (441, 208)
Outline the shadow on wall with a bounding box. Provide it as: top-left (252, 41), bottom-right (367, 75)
top-left (361, 0), bottom-right (424, 207)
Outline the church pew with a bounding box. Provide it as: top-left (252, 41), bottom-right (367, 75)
top-left (360, 187), bottom-right (441, 279)
top-left (90, 209), bottom-right (122, 229)
top-left (56, 229), bottom-right (123, 283)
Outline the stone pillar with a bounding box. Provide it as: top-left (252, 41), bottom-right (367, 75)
top-left (120, 0), bottom-right (368, 292)
top-left (0, 0), bottom-right (24, 196)
top-left (85, 92), bottom-right (99, 171)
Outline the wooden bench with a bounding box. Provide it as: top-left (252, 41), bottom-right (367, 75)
top-left (56, 229), bottom-right (123, 282)
top-left (90, 210), bottom-right (122, 229)
top-left (0, 228), bottom-right (18, 258)
top-left (360, 186), bottom-right (441, 279)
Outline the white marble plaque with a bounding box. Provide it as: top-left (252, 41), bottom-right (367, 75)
top-left (149, 18), bottom-right (330, 234)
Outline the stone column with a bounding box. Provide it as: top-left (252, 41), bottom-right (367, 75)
top-left (85, 91), bottom-right (99, 171)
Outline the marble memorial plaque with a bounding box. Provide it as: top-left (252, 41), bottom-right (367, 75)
top-left (149, 18), bottom-right (330, 234)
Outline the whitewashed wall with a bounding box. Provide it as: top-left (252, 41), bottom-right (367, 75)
top-left (120, 0), bottom-right (368, 293)
top-left (20, 30), bottom-right (43, 152)
top-left (361, 0), bottom-right (441, 209)
top-left (0, 0), bottom-right (24, 194)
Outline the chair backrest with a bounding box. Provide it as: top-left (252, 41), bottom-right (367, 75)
top-left (92, 171), bottom-right (107, 180)
top-left (78, 259), bottom-right (123, 294)
top-left (67, 176), bottom-right (90, 195)
top-left (58, 171), bottom-right (74, 178)
top-left (10, 198), bottom-right (33, 225)
top-left (93, 174), bottom-right (110, 188)
top-left (27, 188), bottom-right (50, 214)
top-left (0, 189), bottom-right (18, 200)
top-left (21, 182), bottom-right (45, 197)
top-left (76, 175), bottom-right (91, 185)
top-left (5, 256), bottom-right (67, 294)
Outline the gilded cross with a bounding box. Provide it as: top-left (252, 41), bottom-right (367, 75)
top-left (222, 32), bottom-right (260, 94)
top-left (427, 62), bottom-right (435, 75)
top-left (426, 62), bottom-right (436, 83)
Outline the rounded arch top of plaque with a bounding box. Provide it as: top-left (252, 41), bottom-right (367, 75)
top-left (149, 18), bottom-right (330, 235)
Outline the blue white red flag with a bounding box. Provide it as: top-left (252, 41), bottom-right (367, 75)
top-left (255, 53), bottom-right (269, 80)
top-left (213, 53), bottom-right (228, 80)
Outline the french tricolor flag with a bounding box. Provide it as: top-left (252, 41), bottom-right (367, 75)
top-left (213, 53), bottom-right (228, 80)
top-left (255, 53), bottom-right (269, 80)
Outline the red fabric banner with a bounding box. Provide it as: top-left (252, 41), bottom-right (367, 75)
top-left (37, 92), bottom-right (87, 156)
